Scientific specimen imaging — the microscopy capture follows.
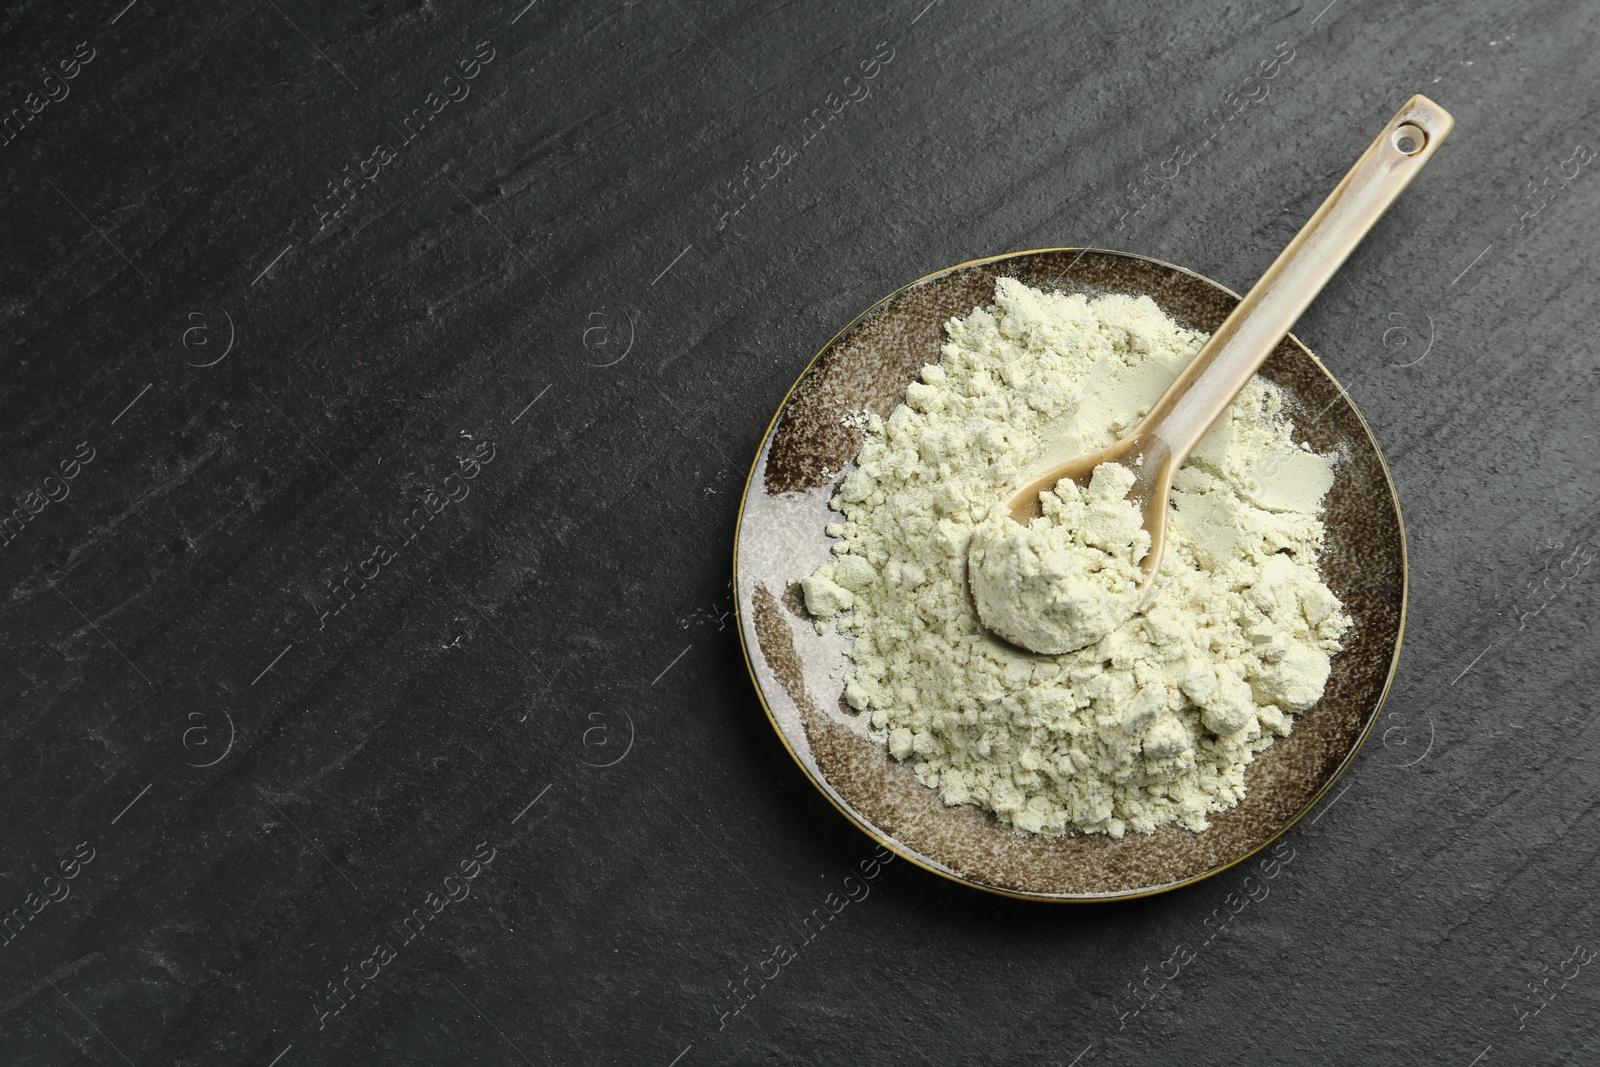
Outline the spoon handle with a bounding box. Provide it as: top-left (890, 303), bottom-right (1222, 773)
top-left (1135, 94), bottom-right (1453, 466)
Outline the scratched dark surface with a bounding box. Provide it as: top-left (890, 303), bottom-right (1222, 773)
top-left (1, 0), bottom-right (1597, 1064)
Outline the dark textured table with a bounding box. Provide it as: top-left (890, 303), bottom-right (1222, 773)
top-left (3, 0), bottom-right (1597, 1063)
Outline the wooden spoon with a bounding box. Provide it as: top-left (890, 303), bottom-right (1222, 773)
top-left (981, 95), bottom-right (1453, 633)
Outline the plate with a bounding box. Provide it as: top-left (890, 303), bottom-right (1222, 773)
top-left (732, 248), bottom-right (1406, 901)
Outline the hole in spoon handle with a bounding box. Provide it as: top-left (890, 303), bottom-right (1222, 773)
top-left (1393, 124), bottom-right (1425, 154)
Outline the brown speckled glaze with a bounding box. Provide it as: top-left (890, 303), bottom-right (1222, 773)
top-left (733, 249), bottom-right (1407, 901)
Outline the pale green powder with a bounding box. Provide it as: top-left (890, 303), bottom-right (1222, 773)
top-left (967, 461), bottom-right (1149, 655)
top-left (803, 278), bottom-right (1349, 838)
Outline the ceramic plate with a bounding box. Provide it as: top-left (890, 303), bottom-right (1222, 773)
top-left (732, 249), bottom-right (1406, 901)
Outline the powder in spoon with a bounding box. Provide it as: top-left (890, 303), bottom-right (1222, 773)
top-left (967, 462), bottom-right (1148, 655)
top-left (802, 278), bottom-right (1350, 837)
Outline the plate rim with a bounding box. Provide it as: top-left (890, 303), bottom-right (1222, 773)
top-left (731, 246), bottom-right (1409, 902)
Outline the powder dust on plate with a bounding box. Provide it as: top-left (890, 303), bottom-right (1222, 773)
top-left (967, 461), bottom-right (1149, 655)
top-left (800, 278), bottom-right (1350, 838)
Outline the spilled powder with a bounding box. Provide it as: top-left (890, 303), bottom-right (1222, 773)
top-left (801, 278), bottom-right (1349, 838)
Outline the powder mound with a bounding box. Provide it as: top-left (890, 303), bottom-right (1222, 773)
top-left (806, 277), bottom-right (1351, 838)
top-left (968, 462), bottom-right (1149, 654)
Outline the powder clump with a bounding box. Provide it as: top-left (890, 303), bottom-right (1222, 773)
top-left (968, 462), bottom-right (1148, 655)
top-left (805, 277), bottom-right (1350, 838)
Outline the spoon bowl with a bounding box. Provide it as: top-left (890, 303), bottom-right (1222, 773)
top-left (998, 430), bottom-right (1177, 595)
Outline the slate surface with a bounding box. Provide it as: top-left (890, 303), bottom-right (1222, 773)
top-left (1, 0), bottom-right (1597, 1064)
